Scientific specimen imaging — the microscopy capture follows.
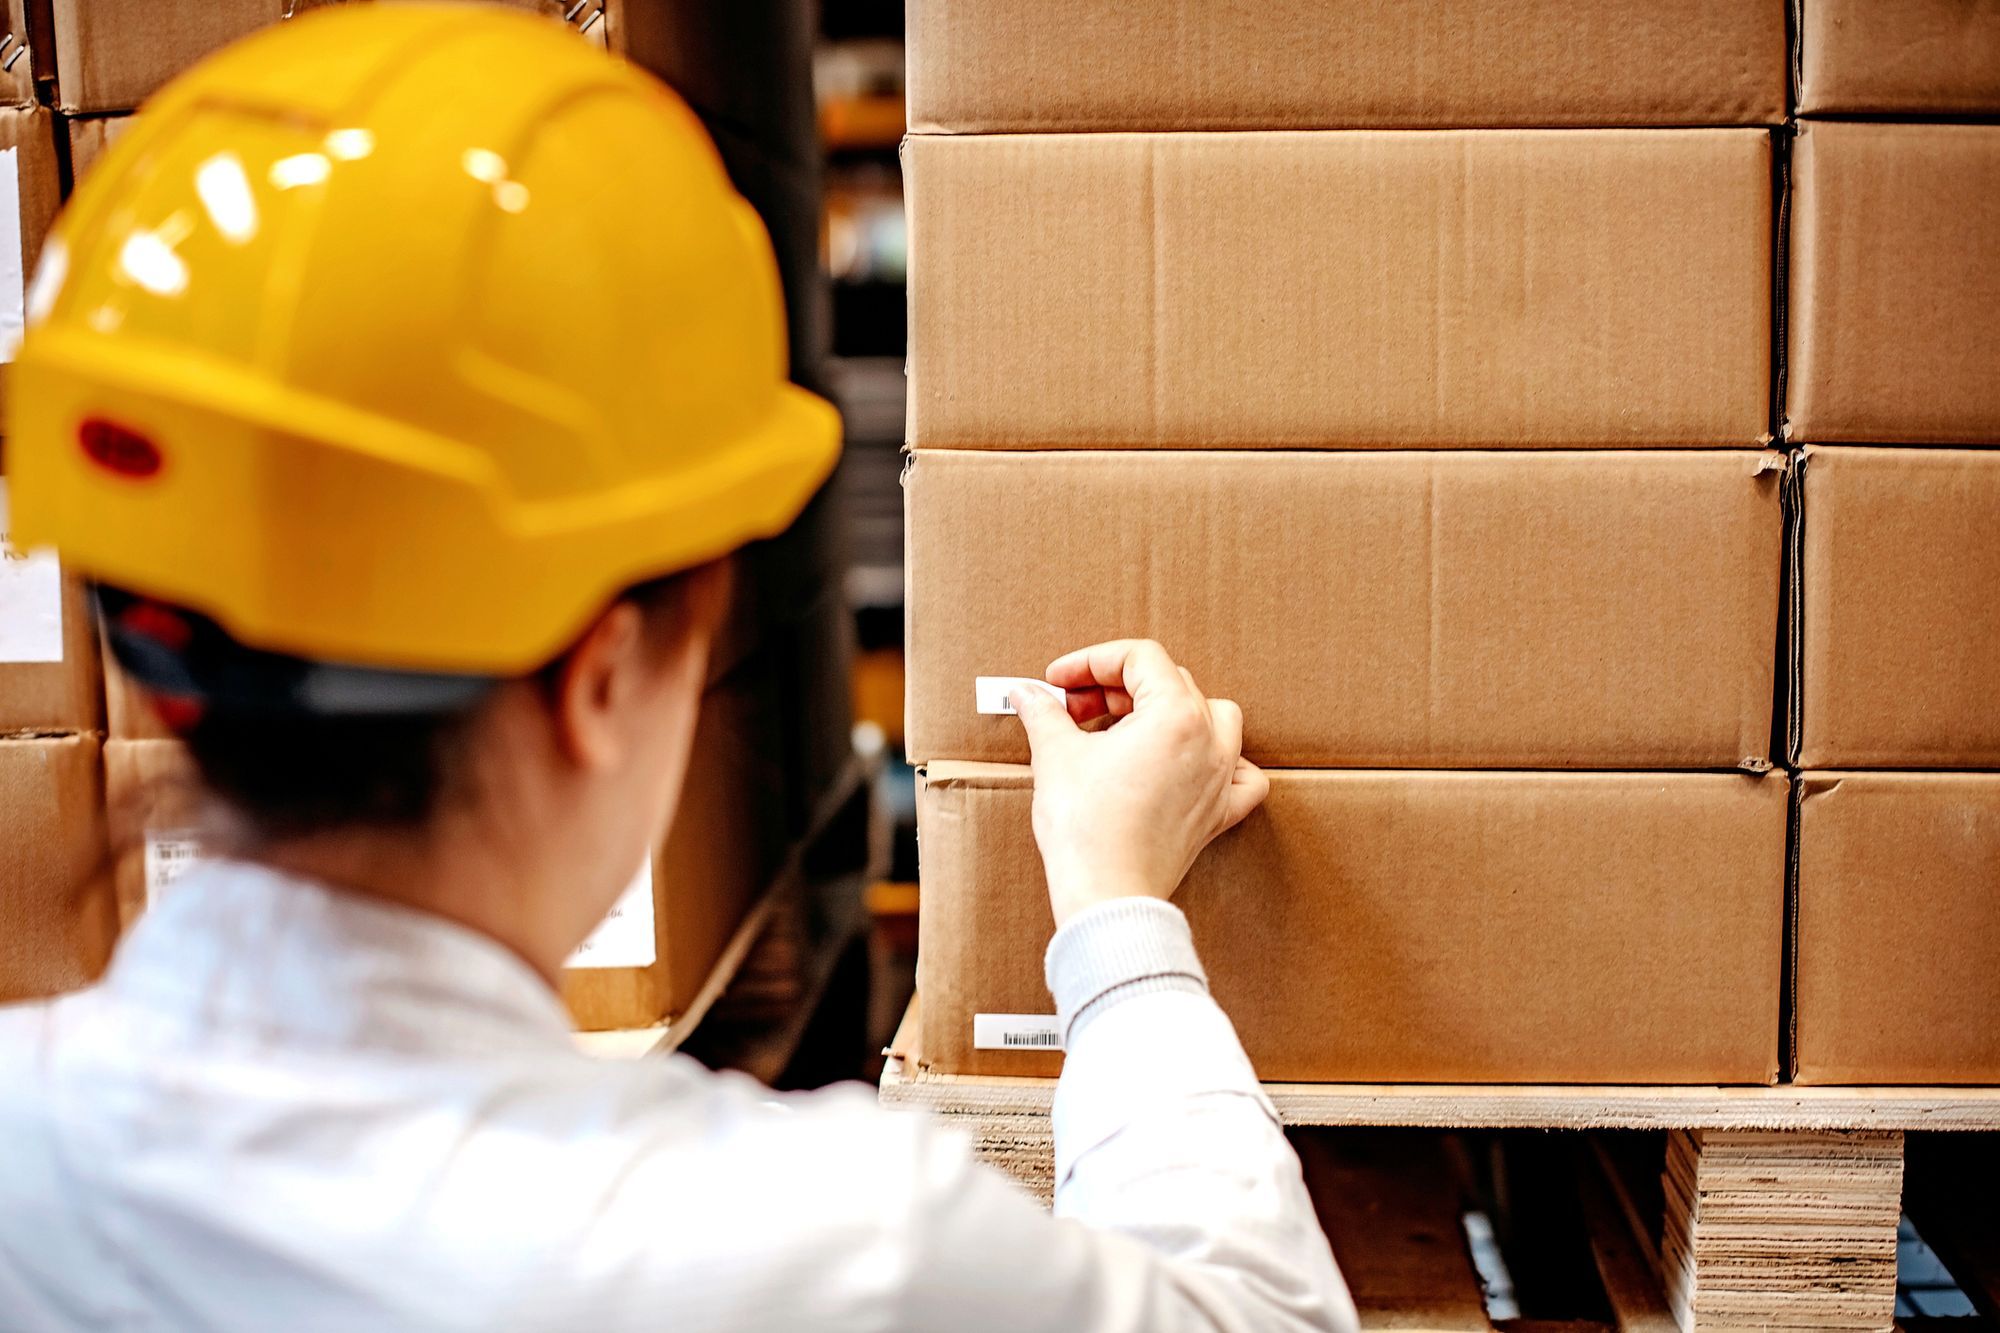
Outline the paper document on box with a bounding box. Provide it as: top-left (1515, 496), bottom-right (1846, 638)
top-left (0, 146), bottom-right (21, 361)
top-left (567, 861), bottom-right (657, 969)
top-left (0, 481), bottom-right (65, 663)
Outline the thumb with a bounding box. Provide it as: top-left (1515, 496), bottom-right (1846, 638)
top-left (1010, 686), bottom-right (1078, 754)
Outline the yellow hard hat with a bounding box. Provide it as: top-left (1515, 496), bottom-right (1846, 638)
top-left (7, 3), bottom-right (839, 676)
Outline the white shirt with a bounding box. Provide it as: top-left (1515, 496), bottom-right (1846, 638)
top-left (0, 861), bottom-right (1355, 1332)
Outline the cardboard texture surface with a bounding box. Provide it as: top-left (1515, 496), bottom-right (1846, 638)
top-left (1, 0), bottom-right (35, 107)
top-left (907, 0), bottom-right (1787, 131)
top-left (1798, 447), bottom-right (2000, 768)
top-left (559, 656), bottom-right (788, 1031)
top-left (906, 130), bottom-right (1772, 451)
top-left (0, 734), bottom-right (114, 1002)
top-left (102, 737), bottom-right (200, 928)
top-left (103, 632), bottom-right (171, 740)
top-left (49, 0), bottom-right (572, 114)
top-left (51, 0), bottom-right (279, 113)
top-left (1795, 773), bottom-right (2000, 1085)
top-left (63, 113), bottom-right (129, 182)
top-left (1788, 122), bottom-right (2000, 446)
top-left (1797, 0), bottom-right (2000, 113)
top-left (917, 764), bottom-right (1788, 1084)
top-left (906, 450), bottom-right (1784, 769)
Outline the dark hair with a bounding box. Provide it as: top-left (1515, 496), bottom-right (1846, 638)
top-left (148, 568), bottom-right (709, 841)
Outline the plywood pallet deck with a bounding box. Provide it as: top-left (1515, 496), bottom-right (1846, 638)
top-left (881, 998), bottom-right (2000, 1331)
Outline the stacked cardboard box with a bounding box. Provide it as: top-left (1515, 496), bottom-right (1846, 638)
top-left (904, 1), bottom-right (1798, 1084)
top-left (0, 40), bottom-right (110, 1002)
top-left (1788, 3), bottom-right (2000, 1083)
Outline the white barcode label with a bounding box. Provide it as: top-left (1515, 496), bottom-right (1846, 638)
top-left (974, 1013), bottom-right (1064, 1051)
top-left (143, 829), bottom-right (205, 904)
top-left (974, 676), bottom-right (1067, 716)
top-left (566, 860), bottom-right (657, 969)
top-left (0, 480), bottom-right (64, 664)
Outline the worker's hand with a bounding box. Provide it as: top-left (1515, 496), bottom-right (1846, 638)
top-left (1010, 640), bottom-right (1269, 928)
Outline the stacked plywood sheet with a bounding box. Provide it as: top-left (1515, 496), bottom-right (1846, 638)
top-left (1661, 1130), bottom-right (1902, 1331)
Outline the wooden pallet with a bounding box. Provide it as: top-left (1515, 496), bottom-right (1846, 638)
top-left (880, 999), bottom-right (2000, 1331)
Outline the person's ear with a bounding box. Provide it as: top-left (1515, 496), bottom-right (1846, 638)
top-left (550, 600), bottom-right (649, 771)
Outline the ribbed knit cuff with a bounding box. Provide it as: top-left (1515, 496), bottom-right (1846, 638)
top-left (1044, 898), bottom-right (1209, 1046)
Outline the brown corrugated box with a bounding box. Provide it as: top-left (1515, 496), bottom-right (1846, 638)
top-left (102, 737), bottom-right (202, 928)
top-left (1795, 772), bottom-right (2000, 1085)
top-left (1788, 122), bottom-right (2000, 446)
top-left (63, 112), bottom-right (129, 182)
top-left (0, 733), bottom-right (116, 1002)
top-left (49, 0), bottom-right (574, 114)
top-left (0, 485), bottom-right (102, 735)
top-left (1796, 0), bottom-right (2000, 114)
top-left (905, 449), bottom-right (1784, 770)
top-left (905, 129), bottom-right (1773, 450)
top-left (917, 764), bottom-right (1788, 1084)
top-left (907, 1), bottom-right (1787, 132)
top-left (1, 0), bottom-right (37, 107)
top-left (1797, 446), bottom-right (2000, 768)
top-left (102, 634), bottom-right (171, 740)
top-left (51, 0), bottom-right (278, 113)
top-left (559, 653), bottom-right (788, 1031)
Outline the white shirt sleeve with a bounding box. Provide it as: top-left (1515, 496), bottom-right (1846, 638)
top-left (882, 899), bottom-right (1358, 1333)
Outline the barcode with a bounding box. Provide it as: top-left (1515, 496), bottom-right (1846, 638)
top-left (1003, 1031), bottom-right (1060, 1048)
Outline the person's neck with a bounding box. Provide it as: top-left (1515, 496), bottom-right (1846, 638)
top-left (254, 822), bottom-right (570, 988)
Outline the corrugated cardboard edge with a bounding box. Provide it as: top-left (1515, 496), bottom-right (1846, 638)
top-left (1781, 448), bottom-right (1808, 769)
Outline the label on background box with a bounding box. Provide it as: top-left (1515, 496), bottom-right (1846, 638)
top-left (973, 1013), bottom-right (1064, 1052)
top-left (144, 830), bottom-right (205, 904)
top-left (567, 860), bottom-right (657, 969)
top-left (974, 676), bottom-right (1066, 716)
top-left (0, 480), bottom-right (65, 664)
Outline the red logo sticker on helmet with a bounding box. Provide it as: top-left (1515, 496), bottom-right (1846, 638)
top-left (78, 419), bottom-right (163, 479)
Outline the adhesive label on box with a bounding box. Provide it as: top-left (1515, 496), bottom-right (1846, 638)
top-left (974, 676), bottom-right (1066, 716)
top-left (567, 860), bottom-right (657, 969)
top-left (0, 480), bottom-right (65, 664)
top-left (974, 1013), bottom-right (1064, 1052)
top-left (0, 145), bottom-right (22, 361)
top-left (144, 830), bottom-right (205, 904)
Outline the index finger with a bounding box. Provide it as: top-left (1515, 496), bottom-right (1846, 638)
top-left (1045, 640), bottom-right (1194, 706)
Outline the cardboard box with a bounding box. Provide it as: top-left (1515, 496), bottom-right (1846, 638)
top-left (0, 733), bottom-right (116, 1001)
top-left (63, 112), bottom-right (129, 182)
top-left (51, 0), bottom-right (276, 113)
top-left (559, 653), bottom-right (789, 1031)
top-left (102, 737), bottom-right (203, 928)
top-left (917, 764), bottom-right (1788, 1083)
top-left (906, 130), bottom-right (1773, 450)
top-left (905, 449), bottom-right (1784, 769)
top-left (1796, 0), bottom-right (2000, 114)
top-left (906, 1), bottom-right (1787, 132)
top-left (50, 0), bottom-right (574, 114)
top-left (0, 480), bottom-right (102, 734)
top-left (1, 0), bottom-right (37, 107)
top-left (1788, 123), bottom-right (2000, 446)
top-left (1795, 772), bottom-right (2000, 1084)
top-left (102, 632), bottom-right (172, 740)
top-left (1797, 447), bottom-right (2000, 768)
